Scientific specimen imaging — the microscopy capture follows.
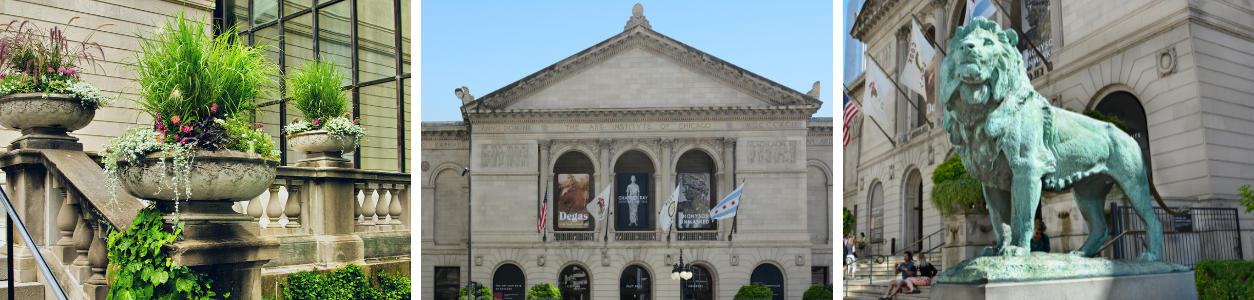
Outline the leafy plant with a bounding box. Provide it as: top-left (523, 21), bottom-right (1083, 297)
top-left (282, 270), bottom-right (326, 300)
top-left (733, 282), bottom-right (773, 300)
top-left (106, 207), bottom-right (223, 299)
top-left (1195, 259), bottom-right (1254, 300)
top-left (1082, 110), bottom-right (1128, 134)
top-left (802, 284), bottom-right (834, 299)
top-left (458, 284), bottom-right (492, 300)
top-left (288, 59), bottom-right (348, 121)
top-left (931, 154), bottom-right (987, 217)
top-left (525, 283), bottom-right (560, 300)
top-left (843, 207), bottom-right (854, 235)
top-left (1238, 185), bottom-right (1254, 214)
top-left (378, 271), bottom-right (411, 300)
top-left (279, 264), bottom-right (404, 300)
top-left (0, 18), bottom-right (112, 108)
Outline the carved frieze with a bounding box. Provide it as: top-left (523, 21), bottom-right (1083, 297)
top-left (746, 141), bottom-right (796, 164)
top-left (481, 144), bottom-right (529, 168)
top-left (549, 140), bottom-right (600, 162)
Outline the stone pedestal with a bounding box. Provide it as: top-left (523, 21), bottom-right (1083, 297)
top-left (293, 152), bottom-right (354, 168)
top-left (941, 211), bottom-right (995, 268)
top-left (159, 202), bottom-right (279, 300)
top-left (9, 127), bottom-right (84, 151)
top-left (931, 271), bottom-right (1198, 300)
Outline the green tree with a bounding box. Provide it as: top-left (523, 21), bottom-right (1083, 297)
top-left (843, 207), bottom-right (855, 235)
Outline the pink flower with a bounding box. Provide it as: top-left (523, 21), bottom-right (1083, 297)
top-left (57, 67), bottom-right (66, 74)
top-left (352, 119), bottom-right (357, 125)
top-left (180, 137), bottom-right (190, 144)
top-left (292, 117), bottom-right (299, 122)
top-left (180, 126), bottom-right (192, 134)
top-left (67, 68), bottom-right (76, 75)
top-left (47, 68), bottom-right (54, 73)
top-left (155, 123), bottom-right (165, 131)
top-left (210, 103), bottom-right (218, 113)
top-left (171, 116), bottom-right (180, 124)
top-left (312, 118), bottom-right (321, 126)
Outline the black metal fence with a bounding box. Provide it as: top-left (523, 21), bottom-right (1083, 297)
top-left (1109, 204), bottom-right (1244, 268)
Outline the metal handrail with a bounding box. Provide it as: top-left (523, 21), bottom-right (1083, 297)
top-left (1091, 230), bottom-right (1146, 258)
top-left (1, 185), bottom-right (68, 300)
top-left (893, 228), bottom-right (945, 257)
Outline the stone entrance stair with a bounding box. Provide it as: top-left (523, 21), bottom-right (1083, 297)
top-left (841, 279), bottom-right (932, 300)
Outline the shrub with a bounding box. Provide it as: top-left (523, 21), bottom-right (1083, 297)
top-left (930, 154), bottom-right (987, 217)
top-left (802, 284), bottom-right (834, 299)
top-left (0, 18), bottom-right (111, 108)
top-left (281, 264), bottom-right (408, 300)
top-left (526, 283), bottom-right (561, 300)
top-left (733, 282), bottom-right (773, 300)
top-left (1238, 185), bottom-right (1254, 214)
top-left (1195, 259), bottom-right (1254, 300)
top-left (843, 207), bottom-right (854, 235)
top-left (458, 283), bottom-right (493, 300)
top-left (378, 271), bottom-right (411, 300)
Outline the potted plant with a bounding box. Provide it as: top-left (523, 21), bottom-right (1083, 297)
top-left (0, 18), bottom-right (110, 148)
top-left (102, 12), bottom-right (280, 214)
top-left (283, 59), bottom-right (365, 168)
top-left (526, 283), bottom-right (561, 300)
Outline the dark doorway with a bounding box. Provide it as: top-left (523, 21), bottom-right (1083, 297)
top-left (1094, 92), bottom-right (1152, 178)
top-left (681, 265), bottom-right (714, 300)
top-left (492, 264), bottom-right (525, 300)
top-left (559, 265), bottom-right (591, 300)
top-left (434, 267), bottom-right (461, 300)
top-left (620, 265), bottom-right (652, 300)
top-left (750, 264), bottom-right (785, 300)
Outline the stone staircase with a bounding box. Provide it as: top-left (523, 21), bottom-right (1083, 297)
top-left (0, 255), bottom-right (45, 300)
top-left (841, 256), bottom-right (943, 300)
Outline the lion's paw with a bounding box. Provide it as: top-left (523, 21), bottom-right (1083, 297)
top-left (979, 247), bottom-right (1000, 257)
top-left (1137, 252), bottom-right (1160, 261)
top-left (998, 246), bottom-right (1029, 257)
top-left (1067, 250), bottom-right (1087, 257)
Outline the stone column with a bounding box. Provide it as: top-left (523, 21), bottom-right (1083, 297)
top-left (361, 184), bottom-right (377, 228)
top-left (659, 138), bottom-right (674, 239)
top-left (720, 137), bottom-right (737, 240)
top-left (389, 185), bottom-right (404, 227)
top-left (538, 139), bottom-right (551, 240)
top-left (84, 218), bottom-right (108, 299)
top-left (598, 138), bottom-right (612, 241)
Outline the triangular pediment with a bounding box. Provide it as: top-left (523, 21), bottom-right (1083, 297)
top-left (469, 27), bottom-right (821, 112)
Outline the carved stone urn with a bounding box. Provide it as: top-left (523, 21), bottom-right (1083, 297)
top-left (116, 149), bottom-right (279, 223)
top-left (0, 93), bottom-right (95, 150)
top-left (287, 129), bottom-right (357, 168)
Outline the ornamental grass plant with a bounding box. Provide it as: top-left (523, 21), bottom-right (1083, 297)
top-left (284, 59), bottom-right (366, 143)
top-left (0, 18), bottom-right (111, 108)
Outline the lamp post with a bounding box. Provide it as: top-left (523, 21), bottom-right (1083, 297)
top-left (458, 88), bottom-right (475, 300)
top-left (671, 249), bottom-right (693, 298)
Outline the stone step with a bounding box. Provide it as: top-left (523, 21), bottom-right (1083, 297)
top-left (0, 281), bottom-right (44, 300)
top-left (844, 289), bottom-right (931, 300)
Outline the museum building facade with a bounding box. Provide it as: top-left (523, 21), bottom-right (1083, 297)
top-left (420, 7), bottom-right (835, 300)
top-left (844, 0), bottom-right (1254, 266)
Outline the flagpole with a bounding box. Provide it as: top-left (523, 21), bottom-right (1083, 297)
top-left (986, 0), bottom-right (1053, 71)
top-left (843, 84), bottom-right (897, 147)
top-left (909, 13), bottom-right (947, 56)
top-left (602, 184), bottom-right (612, 244)
top-left (727, 178), bottom-right (745, 241)
top-left (865, 53), bottom-right (935, 129)
top-left (540, 175), bottom-right (552, 237)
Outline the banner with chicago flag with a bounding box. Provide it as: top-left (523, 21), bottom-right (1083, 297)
top-left (709, 182), bottom-right (744, 220)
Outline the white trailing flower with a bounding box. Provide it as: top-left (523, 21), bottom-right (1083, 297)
top-left (65, 80), bottom-right (111, 109)
top-left (101, 128), bottom-right (196, 212)
top-left (284, 120), bottom-right (313, 135)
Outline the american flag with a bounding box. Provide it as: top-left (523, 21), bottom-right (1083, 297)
top-left (537, 186), bottom-right (549, 233)
top-left (843, 91), bottom-right (859, 146)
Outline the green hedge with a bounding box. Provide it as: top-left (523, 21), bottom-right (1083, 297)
top-left (930, 155), bottom-right (986, 217)
top-left (281, 264), bottom-right (409, 300)
top-left (802, 284), bottom-right (834, 299)
top-left (733, 282), bottom-right (774, 300)
top-left (458, 284), bottom-right (492, 300)
top-left (1196, 260), bottom-right (1254, 300)
top-left (526, 283), bottom-right (561, 300)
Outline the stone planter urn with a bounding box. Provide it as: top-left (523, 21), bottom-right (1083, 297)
top-left (287, 129), bottom-right (357, 168)
top-left (0, 93), bottom-right (95, 150)
top-left (116, 149), bottom-right (279, 223)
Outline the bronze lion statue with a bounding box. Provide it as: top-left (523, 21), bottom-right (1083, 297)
top-left (940, 17), bottom-right (1175, 261)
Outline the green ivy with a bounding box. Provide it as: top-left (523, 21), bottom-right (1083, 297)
top-left (525, 283), bottom-right (561, 300)
top-left (802, 284), bottom-right (834, 299)
top-left (106, 207), bottom-right (222, 300)
top-left (1195, 259), bottom-right (1254, 300)
top-left (930, 154), bottom-right (987, 217)
top-left (733, 282), bottom-right (773, 300)
top-left (280, 264), bottom-right (409, 300)
top-left (1238, 185), bottom-right (1254, 214)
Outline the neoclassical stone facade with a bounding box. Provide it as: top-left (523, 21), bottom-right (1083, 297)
top-left (845, 0), bottom-right (1254, 263)
top-left (421, 6), bottom-right (834, 300)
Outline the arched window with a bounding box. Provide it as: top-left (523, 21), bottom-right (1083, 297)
top-left (559, 265), bottom-right (591, 299)
top-left (620, 265), bottom-right (652, 299)
top-left (868, 182), bottom-right (885, 255)
top-left (681, 265), bottom-right (714, 300)
top-left (750, 264), bottom-right (785, 300)
top-left (492, 264), bottom-right (526, 300)
top-left (808, 166), bottom-right (829, 244)
top-left (676, 150), bottom-right (717, 231)
top-left (554, 152), bottom-right (596, 231)
top-left (1095, 92), bottom-right (1152, 178)
top-left (614, 150), bottom-right (655, 231)
top-left (903, 170), bottom-right (924, 253)
top-left (434, 168), bottom-right (467, 245)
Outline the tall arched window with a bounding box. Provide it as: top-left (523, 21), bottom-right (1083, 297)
top-left (559, 265), bottom-right (591, 299)
top-left (903, 170), bottom-right (924, 252)
top-left (434, 168), bottom-right (467, 245)
top-left (676, 150), bottom-right (717, 231)
top-left (1095, 92), bottom-right (1152, 178)
top-left (620, 265), bottom-right (652, 299)
top-left (615, 150), bottom-right (655, 231)
top-left (868, 182), bottom-right (885, 255)
top-left (493, 264), bottom-right (526, 300)
top-left (554, 152), bottom-right (596, 231)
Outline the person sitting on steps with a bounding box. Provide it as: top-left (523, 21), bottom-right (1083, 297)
top-left (900, 259), bottom-right (938, 294)
top-left (879, 251), bottom-right (916, 300)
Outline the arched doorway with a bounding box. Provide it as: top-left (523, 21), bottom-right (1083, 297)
top-left (554, 152), bottom-right (597, 232)
top-left (903, 170), bottom-right (924, 253)
top-left (492, 264), bottom-right (525, 300)
top-left (1094, 91), bottom-right (1152, 179)
top-left (868, 182), bottom-right (884, 255)
top-left (620, 265), bottom-right (652, 299)
top-left (615, 150), bottom-right (656, 231)
top-left (676, 150), bottom-right (717, 231)
top-left (750, 264), bottom-right (785, 300)
top-left (808, 165), bottom-right (830, 245)
top-left (559, 265), bottom-right (591, 300)
top-left (681, 265), bottom-right (714, 300)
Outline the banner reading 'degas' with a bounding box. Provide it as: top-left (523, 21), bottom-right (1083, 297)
top-left (556, 174), bottom-right (592, 229)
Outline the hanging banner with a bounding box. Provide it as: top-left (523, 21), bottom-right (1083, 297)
top-left (616, 173), bottom-right (651, 229)
top-left (904, 19), bottom-right (938, 121)
top-left (1021, 0), bottom-right (1052, 70)
top-left (555, 174), bottom-right (592, 229)
top-left (677, 173), bottom-right (713, 229)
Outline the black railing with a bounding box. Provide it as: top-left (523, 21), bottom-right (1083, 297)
top-left (1109, 204), bottom-right (1244, 268)
top-left (2, 183), bottom-right (68, 300)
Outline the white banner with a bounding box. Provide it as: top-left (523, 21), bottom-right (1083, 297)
top-left (903, 19), bottom-right (938, 121)
top-left (862, 55), bottom-right (892, 128)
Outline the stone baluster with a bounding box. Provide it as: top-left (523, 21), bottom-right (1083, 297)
top-left (389, 184), bottom-right (404, 227)
top-left (375, 184), bottom-right (392, 230)
top-left (285, 180), bottom-right (303, 228)
top-left (354, 183), bottom-right (365, 232)
top-left (55, 181), bottom-right (78, 264)
top-left (247, 191), bottom-right (264, 224)
top-left (361, 183), bottom-right (378, 228)
top-left (84, 218), bottom-right (108, 299)
top-left (266, 184), bottom-right (284, 228)
top-left (72, 206), bottom-right (92, 268)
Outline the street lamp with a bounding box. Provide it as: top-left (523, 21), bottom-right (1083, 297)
top-left (671, 249), bottom-right (693, 281)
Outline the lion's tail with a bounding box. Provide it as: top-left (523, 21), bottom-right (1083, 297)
top-left (1148, 170), bottom-right (1190, 216)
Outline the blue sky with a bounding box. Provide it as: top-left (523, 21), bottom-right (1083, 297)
top-left (420, 0), bottom-right (837, 122)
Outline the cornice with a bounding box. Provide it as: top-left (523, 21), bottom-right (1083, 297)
top-left (851, 0), bottom-right (903, 42)
top-left (420, 129), bottom-right (469, 141)
top-left (470, 27), bottom-right (821, 111)
top-left (467, 105), bottom-right (819, 124)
